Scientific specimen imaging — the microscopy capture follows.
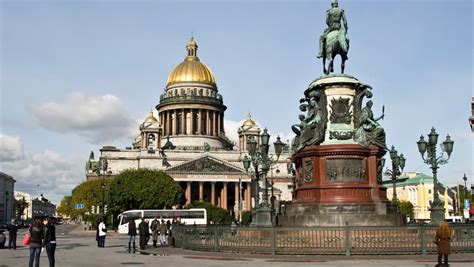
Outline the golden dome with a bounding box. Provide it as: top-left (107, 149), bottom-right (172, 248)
top-left (242, 113), bottom-right (256, 127)
top-left (166, 37), bottom-right (216, 87)
top-left (144, 111), bottom-right (158, 123)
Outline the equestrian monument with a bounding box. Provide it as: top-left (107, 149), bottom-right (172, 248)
top-left (279, 0), bottom-right (405, 226)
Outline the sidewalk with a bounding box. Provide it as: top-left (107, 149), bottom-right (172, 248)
top-left (142, 245), bottom-right (474, 263)
top-left (68, 224), bottom-right (121, 236)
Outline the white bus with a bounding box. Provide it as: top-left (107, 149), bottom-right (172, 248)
top-left (117, 209), bottom-right (207, 234)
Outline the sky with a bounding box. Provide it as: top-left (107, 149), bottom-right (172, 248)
top-left (1, 0), bottom-right (473, 205)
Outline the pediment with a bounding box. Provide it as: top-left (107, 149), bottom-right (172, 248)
top-left (167, 154), bottom-right (245, 174)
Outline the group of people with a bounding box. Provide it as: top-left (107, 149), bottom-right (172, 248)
top-left (27, 217), bottom-right (57, 267)
top-left (126, 217), bottom-right (173, 253)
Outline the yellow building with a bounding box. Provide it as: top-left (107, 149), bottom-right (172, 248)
top-left (384, 172), bottom-right (457, 221)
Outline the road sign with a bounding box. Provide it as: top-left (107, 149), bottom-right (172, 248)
top-left (75, 203), bottom-right (84, 209)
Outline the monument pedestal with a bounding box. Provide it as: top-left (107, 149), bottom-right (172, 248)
top-left (282, 74), bottom-right (405, 226)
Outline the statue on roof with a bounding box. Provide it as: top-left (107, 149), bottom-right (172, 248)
top-left (317, 0), bottom-right (349, 75)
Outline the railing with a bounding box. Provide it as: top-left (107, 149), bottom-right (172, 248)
top-left (172, 224), bottom-right (474, 255)
top-left (159, 95), bottom-right (224, 105)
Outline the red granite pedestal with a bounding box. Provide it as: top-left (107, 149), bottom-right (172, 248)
top-left (279, 144), bottom-right (405, 226)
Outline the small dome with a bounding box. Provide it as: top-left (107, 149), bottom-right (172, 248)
top-left (144, 111), bottom-right (158, 123)
top-left (242, 113), bottom-right (256, 127)
top-left (166, 37), bottom-right (216, 87)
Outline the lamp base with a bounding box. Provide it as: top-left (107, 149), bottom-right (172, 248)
top-left (429, 204), bottom-right (445, 224)
top-left (250, 205), bottom-right (273, 227)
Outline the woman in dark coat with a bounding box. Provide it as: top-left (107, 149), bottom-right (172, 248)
top-left (138, 218), bottom-right (149, 251)
top-left (435, 221), bottom-right (452, 266)
top-left (29, 218), bottom-right (44, 267)
top-left (128, 219), bottom-right (137, 253)
top-left (43, 217), bottom-right (56, 267)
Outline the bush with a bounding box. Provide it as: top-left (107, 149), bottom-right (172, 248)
top-left (241, 211), bottom-right (252, 226)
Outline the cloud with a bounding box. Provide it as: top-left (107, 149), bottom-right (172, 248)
top-left (28, 92), bottom-right (137, 144)
top-left (0, 134), bottom-right (25, 162)
top-left (0, 138), bottom-right (84, 204)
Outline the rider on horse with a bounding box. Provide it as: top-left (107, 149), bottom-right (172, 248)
top-left (317, 0), bottom-right (348, 59)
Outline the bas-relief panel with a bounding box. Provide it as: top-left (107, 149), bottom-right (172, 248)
top-left (325, 158), bottom-right (366, 182)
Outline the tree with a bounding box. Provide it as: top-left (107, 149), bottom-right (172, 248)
top-left (398, 200), bottom-right (414, 219)
top-left (186, 201), bottom-right (234, 225)
top-left (14, 197), bottom-right (29, 219)
top-left (57, 196), bottom-right (73, 218)
top-left (106, 169), bottom-right (183, 214)
top-left (70, 178), bottom-right (112, 221)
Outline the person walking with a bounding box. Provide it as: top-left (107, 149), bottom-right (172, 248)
top-left (159, 219), bottom-right (168, 246)
top-left (150, 217), bottom-right (160, 247)
top-left (127, 219), bottom-right (137, 253)
top-left (138, 218), bottom-right (149, 252)
top-left (7, 219), bottom-right (18, 250)
top-left (28, 218), bottom-right (44, 267)
top-left (43, 217), bottom-right (56, 267)
top-left (435, 221), bottom-right (452, 267)
top-left (98, 219), bottom-right (107, 247)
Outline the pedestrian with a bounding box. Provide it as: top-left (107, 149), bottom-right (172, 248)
top-left (138, 218), bottom-right (149, 252)
top-left (98, 219), bottom-right (107, 247)
top-left (43, 217), bottom-right (56, 267)
top-left (127, 219), bottom-right (137, 253)
top-left (7, 219), bottom-right (18, 250)
top-left (95, 220), bottom-right (100, 247)
top-left (150, 217), bottom-right (160, 247)
top-left (434, 221), bottom-right (452, 267)
top-left (29, 218), bottom-right (44, 267)
top-left (159, 219), bottom-right (168, 246)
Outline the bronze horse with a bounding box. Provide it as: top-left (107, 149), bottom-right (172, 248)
top-left (322, 29), bottom-right (349, 75)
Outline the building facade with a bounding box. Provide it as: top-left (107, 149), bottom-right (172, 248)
top-left (14, 191), bottom-right (56, 219)
top-left (86, 38), bottom-right (293, 215)
top-left (0, 172), bottom-right (16, 221)
top-left (383, 172), bottom-right (457, 221)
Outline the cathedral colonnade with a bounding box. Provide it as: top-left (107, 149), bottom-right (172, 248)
top-left (159, 108), bottom-right (224, 136)
top-left (179, 181), bottom-right (252, 212)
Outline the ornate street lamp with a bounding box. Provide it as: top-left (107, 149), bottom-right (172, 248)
top-left (96, 158), bottom-right (109, 220)
top-left (463, 174), bottom-right (468, 201)
top-left (241, 129), bottom-right (283, 227)
top-left (384, 146), bottom-right (406, 208)
top-left (417, 127), bottom-right (454, 223)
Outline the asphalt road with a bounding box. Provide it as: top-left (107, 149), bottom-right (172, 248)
top-left (0, 224), bottom-right (473, 267)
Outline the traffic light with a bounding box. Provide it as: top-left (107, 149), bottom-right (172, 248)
top-left (104, 205), bottom-right (108, 214)
top-left (91, 206), bottom-right (95, 214)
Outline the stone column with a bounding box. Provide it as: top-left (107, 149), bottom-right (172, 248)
top-left (186, 182), bottom-right (192, 205)
top-left (222, 182), bottom-right (228, 210)
top-left (245, 182), bottom-right (251, 210)
top-left (206, 110), bottom-right (210, 136)
top-left (199, 182), bottom-right (204, 201)
top-left (211, 182), bottom-right (216, 206)
top-left (166, 111), bottom-right (171, 136)
top-left (198, 109), bottom-right (203, 134)
top-left (172, 110), bottom-right (177, 136)
top-left (190, 109), bottom-right (194, 135)
top-left (181, 109), bottom-right (186, 135)
top-left (217, 112), bottom-right (221, 136)
top-left (213, 111), bottom-right (217, 136)
top-left (234, 182), bottom-right (239, 216)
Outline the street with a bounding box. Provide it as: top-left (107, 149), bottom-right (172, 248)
top-left (0, 224), bottom-right (473, 267)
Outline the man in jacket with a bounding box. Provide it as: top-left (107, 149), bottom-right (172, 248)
top-left (97, 219), bottom-right (107, 247)
top-left (150, 217), bottom-right (160, 247)
top-left (7, 219), bottom-right (18, 250)
top-left (159, 219), bottom-right (168, 246)
top-left (138, 218), bottom-right (149, 252)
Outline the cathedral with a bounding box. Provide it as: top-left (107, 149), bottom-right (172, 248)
top-left (85, 38), bottom-right (293, 214)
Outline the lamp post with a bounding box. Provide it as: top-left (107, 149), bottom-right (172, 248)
top-left (241, 129), bottom-right (284, 227)
top-left (5, 191), bottom-right (9, 220)
top-left (383, 146), bottom-right (406, 208)
top-left (97, 158), bottom-right (108, 221)
top-left (417, 127), bottom-right (454, 223)
top-left (463, 174), bottom-right (468, 201)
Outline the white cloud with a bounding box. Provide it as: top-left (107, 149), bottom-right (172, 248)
top-left (0, 134), bottom-right (25, 162)
top-left (0, 145), bottom-right (84, 205)
top-left (28, 92), bottom-right (137, 144)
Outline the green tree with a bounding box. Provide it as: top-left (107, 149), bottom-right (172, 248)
top-left (15, 197), bottom-right (29, 218)
top-left (186, 201), bottom-right (234, 225)
top-left (57, 196), bottom-right (73, 218)
top-left (106, 169), bottom-right (183, 214)
top-left (398, 200), bottom-right (414, 219)
top-left (70, 178), bottom-right (112, 221)
top-left (241, 211), bottom-right (252, 226)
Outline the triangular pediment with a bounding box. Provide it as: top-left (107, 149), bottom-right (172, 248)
top-left (167, 154), bottom-right (245, 174)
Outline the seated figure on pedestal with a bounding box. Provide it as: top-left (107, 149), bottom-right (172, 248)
top-left (354, 100), bottom-right (386, 149)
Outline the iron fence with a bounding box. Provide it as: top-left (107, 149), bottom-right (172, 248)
top-left (172, 224), bottom-right (474, 255)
